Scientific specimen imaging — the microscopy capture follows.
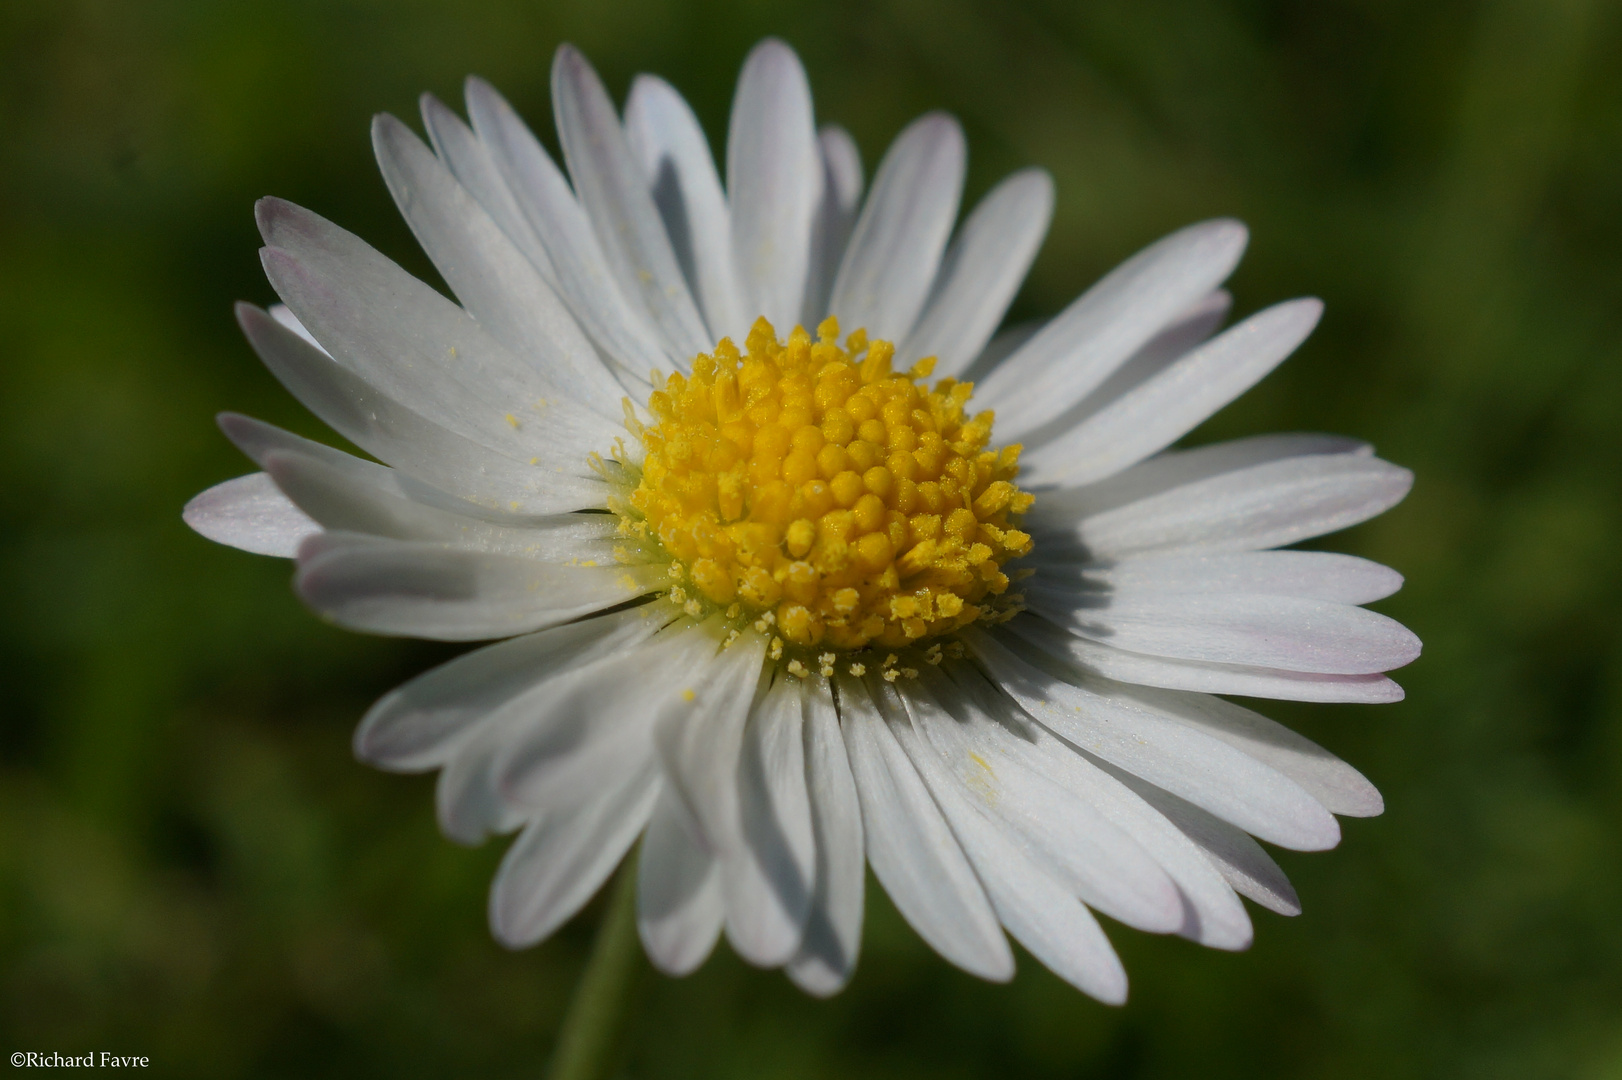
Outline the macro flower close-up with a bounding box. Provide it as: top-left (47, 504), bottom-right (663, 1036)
top-left (12, 4), bottom-right (1622, 1077)
top-left (184, 38), bottom-right (1419, 1006)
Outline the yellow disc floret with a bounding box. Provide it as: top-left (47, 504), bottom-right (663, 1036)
top-left (616, 317), bottom-right (1034, 651)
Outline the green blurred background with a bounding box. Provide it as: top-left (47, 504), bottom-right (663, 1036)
top-left (3, 0), bottom-right (1621, 1076)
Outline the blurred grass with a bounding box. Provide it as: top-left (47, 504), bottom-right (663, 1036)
top-left (2, 0), bottom-right (1621, 1076)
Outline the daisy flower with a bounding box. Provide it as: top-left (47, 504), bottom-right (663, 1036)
top-left (184, 38), bottom-right (1419, 1004)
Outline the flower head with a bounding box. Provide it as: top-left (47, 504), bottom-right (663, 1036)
top-left (184, 38), bottom-right (1419, 1003)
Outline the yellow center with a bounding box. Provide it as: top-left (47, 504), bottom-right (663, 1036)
top-left (611, 317), bottom-right (1033, 653)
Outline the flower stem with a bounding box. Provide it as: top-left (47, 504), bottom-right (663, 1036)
top-left (546, 858), bottom-right (645, 1080)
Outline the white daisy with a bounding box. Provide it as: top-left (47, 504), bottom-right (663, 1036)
top-left (183, 38), bottom-right (1419, 1004)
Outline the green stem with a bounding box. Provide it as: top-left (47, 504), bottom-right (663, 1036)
top-left (546, 858), bottom-right (646, 1080)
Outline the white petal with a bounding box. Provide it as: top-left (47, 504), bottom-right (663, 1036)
top-left (268, 303), bottom-right (326, 352)
top-left (183, 472), bottom-right (319, 557)
top-left (354, 606), bottom-right (664, 773)
top-left (293, 531), bottom-right (663, 641)
top-left (1024, 587), bottom-right (1421, 675)
top-left (488, 618), bottom-right (713, 814)
top-left (1029, 448), bottom-right (1414, 560)
top-left (1102, 686), bottom-right (1384, 818)
top-left (829, 113), bottom-right (965, 343)
top-left (977, 219), bottom-right (1249, 440)
top-left (653, 631), bottom-right (770, 852)
top-left (1033, 550), bottom-right (1402, 606)
top-left (960, 319), bottom-right (1043, 383)
top-left (222, 412), bottom-right (619, 551)
top-left (1038, 433), bottom-right (1370, 515)
top-left (260, 447), bottom-right (618, 558)
top-left (723, 671), bottom-right (816, 967)
top-left (966, 628), bottom-right (1341, 850)
top-left (219, 410), bottom-right (387, 484)
top-left (551, 46), bottom-right (712, 361)
top-left (819, 127), bottom-right (863, 220)
top-left (901, 169), bottom-right (1054, 377)
top-left (1024, 299), bottom-right (1323, 486)
top-left (899, 675), bottom-right (1183, 935)
top-left (431, 609), bottom-right (684, 843)
top-left (638, 787), bottom-right (724, 975)
top-left (839, 675), bottom-right (1013, 981)
top-left (1019, 290), bottom-right (1232, 451)
top-left (372, 113), bottom-right (627, 419)
top-left (419, 92), bottom-right (562, 292)
top-left (800, 125), bottom-right (863, 327)
top-left (624, 74), bottom-right (749, 344)
top-left (436, 717), bottom-right (530, 844)
top-left (464, 76), bottom-right (671, 376)
top-left (1036, 754), bottom-right (1252, 951)
top-left (1102, 767), bottom-right (1301, 917)
top-left (436, 637), bottom-right (672, 844)
top-left (488, 765), bottom-right (660, 948)
top-left (928, 664), bottom-right (1252, 951)
top-left (727, 39), bottom-right (821, 333)
top-left (886, 691), bottom-right (1128, 1003)
top-left (235, 305), bottom-right (604, 515)
top-left (256, 198), bottom-right (619, 468)
top-left (786, 677), bottom-right (865, 996)
top-left (1001, 613), bottom-right (1405, 704)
